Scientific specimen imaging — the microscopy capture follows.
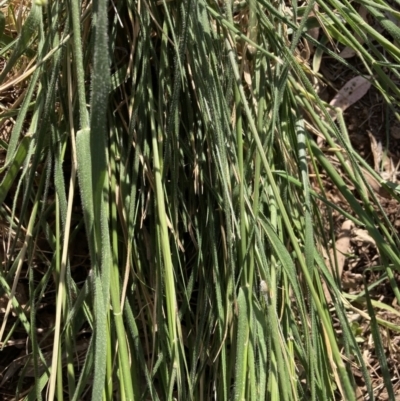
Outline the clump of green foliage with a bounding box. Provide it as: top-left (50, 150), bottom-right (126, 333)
top-left (1, 0), bottom-right (400, 400)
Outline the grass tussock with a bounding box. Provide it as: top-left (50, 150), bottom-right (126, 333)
top-left (0, 0), bottom-right (400, 400)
